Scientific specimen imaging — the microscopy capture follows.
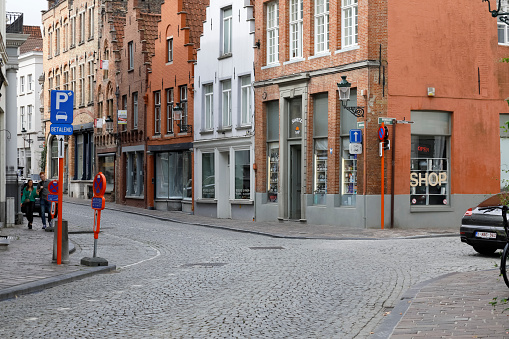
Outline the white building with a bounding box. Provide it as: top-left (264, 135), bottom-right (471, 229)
top-left (193, 0), bottom-right (255, 220)
top-left (16, 26), bottom-right (43, 180)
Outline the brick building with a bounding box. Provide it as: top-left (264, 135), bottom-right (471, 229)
top-left (253, 0), bottom-right (509, 228)
top-left (146, 0), bottom-right (208, 212)
top-left (94, 0), bottom-right (162, 207)
top-left (42, 0), bottom-right (100, 198)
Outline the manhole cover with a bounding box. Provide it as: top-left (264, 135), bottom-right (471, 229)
top-left (249, 246), bottom-right (285, 250)
top-left (181, 263), bottom-right (227, 268)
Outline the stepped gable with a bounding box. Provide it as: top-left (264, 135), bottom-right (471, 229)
top-left (139, 12), bottom-right (160, 62)
top-left (184, 0), bottom-right (209, 59)
top-left (20, 25), bottom-right (43, 54)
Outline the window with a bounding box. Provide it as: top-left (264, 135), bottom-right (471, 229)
top-left (289, 0), bottom-right (303, 59)
top-left (88, 6), bottom-right (94, 39)
top-left (48, 31), bottom-right (52, 57)
top-left (155, 151), bottom-right (192, 199)
top-left (20, 76), bottom-right (25, 93)
top-left (71, 66), bottom-right (76, 107)
top-left (154, 91), bottom-right (161, 134)
top-left (79, 63), bottom-right (85, 106)
top-left (20, 106), bottom-right (25, 130)
top-left (222, 80), bottom-right (232, 127)
top-left (240, 76), bottom-right (252, 125)
top-left (167, 38), bottom-right (173, 63)
top-left (27, 74), bottom-right (33, 91)
top-left (70, 17), bottom-right (76, 47)
top-left (266, 101), bottom-right (279, 203)
top-left (55, 27), bottom-right (60, 55)
top-left (98, 155), bottom-right (114, 192)
top-left (48, 76), bottom-right (53, 101)
top-left (79, 12), bottom-right (85, 44)
top-left (266, 2), bottom-right (279, 64)
top-left (103, 48), bottom-right (109, 79)
top-left (27, 105), bottom-right (33, 130)
top-left (410, 111), bottom-right (451, 206)
top-left (166, 88), bottom-right (173, 133)
top-left (342, 0), bottom-right (358, 48)
top-left (126, 152), bottom-right (144, 197)
top-left (222, 7), bottom-right (232, 55)
top-left (74, 133), bottom-right (93, 181)
top-left (76, 134), bottom-right (83, 179)
top-left (202, 153), bottom-right (215, 198)
top-left (315, 0), bottom-right (329, 53)
top-left (128, 41), bottom-right (134, 70)
top-left (88, 60), bottom-right (94, 103)
top-left (235, 150), bottom-right (251, 199)
top-left (313, 93), bottom-right (328, 205)
top-left (204, 84), bottom-right (214, 130)
top-left (133, 92), bottom-right (138, 129)
top-left (63, 70), bottom-right (69, 90)
top-left (55, 74), bottom-right (60, 90)
top-left (122, 95), bottom-right (128, 131)
top-left (63, 23), bottom-right (68, 51)
top-left (180, 85), bottom-right (188, 127)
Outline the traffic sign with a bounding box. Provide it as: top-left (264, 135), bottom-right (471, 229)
top-left (93, 172), bottom-right (107, 197)
top-left (357, 121), bottom-right (365, 129)
top-left (50, 124), bottom-right (73, 135)
top-left (378, 117), bottom-right (394, 125)
top-left (51, 90), bottom-right (74, 124)
top-left (349, 129), bottom-right (362, 143)
top-left (378, 126), bottom-right (385, 141)
top-left (91, 197), bottom-right (105, 210)
top-left (48, 180), bottom-right (59, 195)
top-left (48, 194), bottom-right (58, 202)
top-left (57, 136), bottom-right (65, 158)
top-left (349, 143), bottom-right (362, 154)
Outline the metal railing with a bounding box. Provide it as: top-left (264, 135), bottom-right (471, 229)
top-left (6, 12), bottom-right (23, 34)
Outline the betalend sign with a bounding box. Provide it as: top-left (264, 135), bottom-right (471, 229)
top-left (410, 172), bottom-right (447, 187)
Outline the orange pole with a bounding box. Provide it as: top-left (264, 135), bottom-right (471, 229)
top-left (95, 210), bottom-right (101, 239)
top-left (57, 157), bottom-right (63, 264)
top-left (381, 122), bottom-right (384, 230)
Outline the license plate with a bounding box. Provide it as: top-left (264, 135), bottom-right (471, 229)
top-left (475, 232), bottom-right (497, 239)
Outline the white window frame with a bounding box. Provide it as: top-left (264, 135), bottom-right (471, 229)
top-left (27, 105), bottom-right (33, 130)
top-left (63, 23), bottom-right (68, 51)
top-left (166, 88), bottom-right (173, 133)
top-left (204, 84), bottom-right (214, 130)
top-left (342, 0), bottom-right (358, 48)
top-left (240, 76), bottom-right (251, 126)
top-left (266, 2), bottom-right (279, 64)
top-left (180, 85), bottom-right (188, 126)
top-left (20, 76), bottom-right (25, 94)
top-left (27, 74), bottom-right (33, 92)
top-left (222, 80), bottom-right (232, 128)
top-left (55, 74), bottom-right (60, 91)
top-left (20, 106), bottom-right (25, 130)
top-left (88, 6), bottom-right (94, 40)
top-left (48, 31), bottom-right (53, 58)
top-left (79, 63), bottom-right (85, 106)
top-left (315, 0), bottom-right (329, 54)
top-left (222, 7), bottom-right (232, 55)
top-left (128, 41), bottom-right (134, 70)
top-left (88, 60), bottom-right (94, 103)
top-left (154, 91), bottom-right (161, 134)
top-left (167, 37), bottom-right (173, 63)
top-left (55, 27), bottom-right (60, 55)
top-left (70, 66), bottom-right (76, 107)
top-left (133, 92), bottom-right (138, 129)
top-left (79, 11), bottom-right (85, 44)
top-left (70, 16), bottom-right (76, 47)
top-left (289, 0), bottom-right (303, 59)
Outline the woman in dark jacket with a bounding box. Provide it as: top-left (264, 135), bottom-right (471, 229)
top-left (21, 180), bottom-right (38, 229)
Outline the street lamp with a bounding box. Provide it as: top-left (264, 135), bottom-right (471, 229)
top-left (173, 102), bottom-right (192, 133)
top-left (337, 76), bottom-right (365, 117)
top-left (483, 0), bottom-right (509, 24)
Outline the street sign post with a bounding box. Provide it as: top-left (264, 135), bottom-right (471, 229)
top-left (378, 117), bottom-right (394, 125)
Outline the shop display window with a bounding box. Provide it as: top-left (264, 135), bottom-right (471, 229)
top-left (313, 139), bottom-right (327, 205)
top-left (235, 150), bottom-right (251, 199)
top-left (202, 153), bottom-right (215, 199)
top-left (341, 139), bottom-right (357, 206)
top-left (267, 143), bottom-right (279, 203)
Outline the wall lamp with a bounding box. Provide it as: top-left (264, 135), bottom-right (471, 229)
top-left (105, 115), bottom-right (121, 141)
top-left (337, 76), bottom-right (364, 118)
top-left (173, 102), bottom-right (192, 133)
top-left (483, 0), bottom-right (509, 24)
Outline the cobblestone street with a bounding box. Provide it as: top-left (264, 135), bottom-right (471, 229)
top-left (0, 203), bottom-right (498, 338)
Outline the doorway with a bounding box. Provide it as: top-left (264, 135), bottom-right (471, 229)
top-left (289, 144), bottom-right (301, 219)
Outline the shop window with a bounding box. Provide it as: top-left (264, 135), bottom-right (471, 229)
top-left (155, 151), bottom-right (191, 199)
top-left (410, 111), bottom-right (450, 206)
top-left (98, 155), bottom-right (115, 192)
top-left (126, 152), bottom-right (144, 197)
top-left (235, 150), bottom-right (250, 199)
top-left (266, 101), bottom-right (279, 203)
top-left (183, 152), bottom-right (192, 199)
top-left (313, 93), bottom-right (328, 205)
top-left (340, 89), bottom-right (358, 206)
top-left (76, 134), bottom-right (83, 179)
top-left (202, 153), bottom-right (215, 199)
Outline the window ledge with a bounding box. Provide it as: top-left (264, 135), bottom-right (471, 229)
top-left (125, 195), bottom-right (144, 200)
top-left (165, 61), bottom-right (173, 66)
top-left (410, 205), bottom-right (453, 213)
top-left (309, 51), bottom-right (331, 60)
top-left (196, 198), bottom-right (217, 204)
top-left (217, 127), bottom-right (232, 133)
top-left (199, 129), bottom-right (214, 135)
top-left (261, 63), bottom-right (281, 70)
top-left (164, 132), bottom-right (175, 137)
top-left (335, 45), bottom-right (360, 54)
top-left (152, 134), bottom-right (162, 139)
top-left (78, 41), bottom-right (85, 46)
top-left (88, 37), bottom-right (94, 42)
top-left (229, 199), bottom-right (254, 205)
top-left (236, 124), bottom-right (252, 130)
top-left (218, 53), bottom-right (232, 60)
top-left (283, 57), bottom-right (305, 66)
top-left (128, 68), bottom-right (134, 73)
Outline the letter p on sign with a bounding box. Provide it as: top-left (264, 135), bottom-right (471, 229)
top-left (56, 92), bottom-right (68, 109)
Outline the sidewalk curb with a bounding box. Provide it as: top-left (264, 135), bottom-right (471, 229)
top-left (0, 265), bottom-right (116, 302)
top-left (370, 269), bottom-right (497, 338)
top-left (64, 200), bottom-right (458, 240)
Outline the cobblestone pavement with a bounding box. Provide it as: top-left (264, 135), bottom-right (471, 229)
top-left (0, 200), bottom-right (505, 338)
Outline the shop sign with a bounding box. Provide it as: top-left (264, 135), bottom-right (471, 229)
top-left (410, 172), bottom-right (447, 187)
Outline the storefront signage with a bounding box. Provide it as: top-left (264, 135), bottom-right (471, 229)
top-left (410, 172), bottom-right (447, 187)
top-left (291, 118), bottom-right (302, 135)
top-left (118, 110), bottom-right (127, 125)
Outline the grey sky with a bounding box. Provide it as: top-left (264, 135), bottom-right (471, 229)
top-left (6, 0), bottom-right (47, 27)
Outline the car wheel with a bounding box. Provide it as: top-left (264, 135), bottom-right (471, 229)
top-left (473, 245), bottom-right (497, 255)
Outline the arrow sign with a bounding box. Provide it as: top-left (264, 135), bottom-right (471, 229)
top-left (349, 129), bottom-right (362, 143)
top-left (58, 136), bottom-right (64, 158)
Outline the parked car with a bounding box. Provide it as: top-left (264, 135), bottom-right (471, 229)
top-left (460, 193), bottom-right (509, 255)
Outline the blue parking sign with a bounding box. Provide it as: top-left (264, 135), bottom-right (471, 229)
top-left (349, 129), bottom-right (362, 143)
top-left (50, 90), bottom-right (74, 124)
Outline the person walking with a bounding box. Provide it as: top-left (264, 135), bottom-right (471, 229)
top-left (37, 171), bottom-right (52, 229)
top-left (21, 179), bottom-right (38, 229)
